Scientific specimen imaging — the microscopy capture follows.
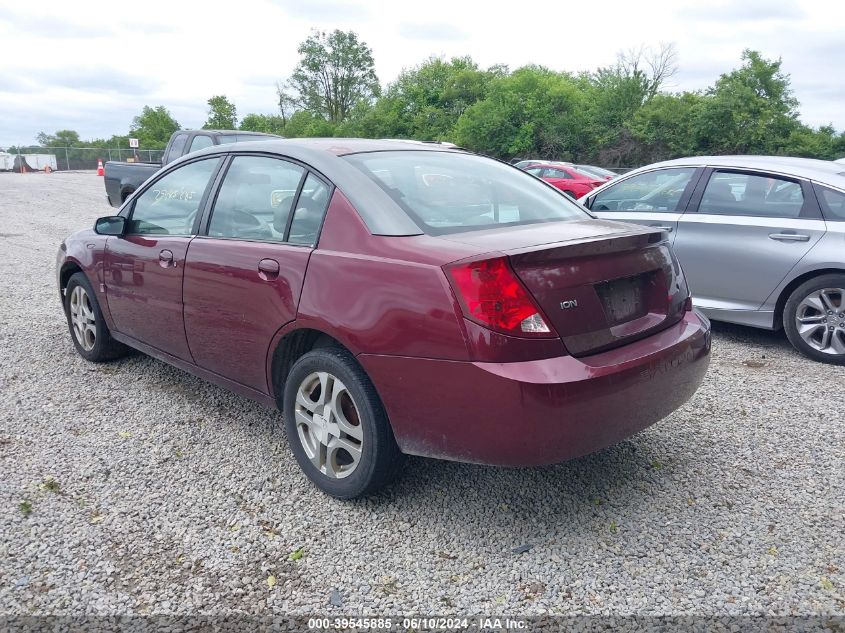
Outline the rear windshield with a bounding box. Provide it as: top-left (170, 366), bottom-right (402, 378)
top-left (344, 151), bottom-right (587, 234)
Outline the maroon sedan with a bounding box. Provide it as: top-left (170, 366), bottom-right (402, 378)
top-left (57, 139), bottom-right (711, 498)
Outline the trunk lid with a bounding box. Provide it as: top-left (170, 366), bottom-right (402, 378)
top-left (440, 220), bottom-right (689, 356)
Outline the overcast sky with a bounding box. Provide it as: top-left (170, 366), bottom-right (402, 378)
top-left (1, 0), bottom-right (843, 147)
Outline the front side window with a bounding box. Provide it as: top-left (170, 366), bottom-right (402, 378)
top-left (127, 158), bottom-right (220, 235)
top-left (344, 151), bottom-right (587, 234)
top-left (591, 168), bottom-right (696, 212)
top-left (208, 156), bottom-right (305, 241)
top-left (814, 185), bottom-right (845, 221)
top-left (699, 171), bottom-right (804, 218)
top-left (189, 135), bottom-right (214, 153)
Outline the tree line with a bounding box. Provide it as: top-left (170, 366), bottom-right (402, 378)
top-left (24, 30), bottom-right (845, 165)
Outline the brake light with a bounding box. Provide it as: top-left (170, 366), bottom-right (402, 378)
top-left (447, 257), bottom-right (555, 336)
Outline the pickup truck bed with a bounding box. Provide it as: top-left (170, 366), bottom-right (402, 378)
top-left (104, 161), bottom-right (160, 206)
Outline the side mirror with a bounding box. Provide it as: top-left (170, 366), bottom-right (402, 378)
top-left (94, 216), bottom-right (126, 236)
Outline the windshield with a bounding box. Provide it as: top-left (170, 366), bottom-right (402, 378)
top-left (344, 151), bottom-right (587, 234)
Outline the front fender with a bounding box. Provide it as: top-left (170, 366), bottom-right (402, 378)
top-left (57, 230), bottom-right (113, 328)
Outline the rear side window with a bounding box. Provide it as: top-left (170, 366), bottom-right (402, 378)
top-left (189, 135), bottom-right (214, 153)
top-left (236, 134), bottom-right (275, 143)
top-left (544, 168), bottom-right (573, 179)
top-left (344, 151), bottom-right (587, 235)
top-left (208, 156), bottom-right (305, 241)
top-left (698, 171), bottom-right (804, 218)
top-left (591, 168), bottom-right (696, 212)
top-left (815, 185), bottom-right (845, 221)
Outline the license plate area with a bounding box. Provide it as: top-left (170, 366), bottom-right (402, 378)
top-left (595, 274), bottom-right (649, 326)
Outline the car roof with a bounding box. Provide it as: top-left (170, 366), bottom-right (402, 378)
top-left (644, 155), bottom-right (845, 188)
top-left (168, 138), bottom-right (473, 237)
top-left (192, 130), bottom-right (279, 137)
top-left (214, 137), bottom-right (468, 155)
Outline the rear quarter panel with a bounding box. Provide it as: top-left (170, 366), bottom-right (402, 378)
top-left (296, 191), bottom-right (471, 360)
top-left (763, 220), bottom-right (845, 313)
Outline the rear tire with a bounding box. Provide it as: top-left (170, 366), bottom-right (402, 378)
top-left (64, 272), bottom-right (128, 362)
top-left (563, 190), bottom-right (576, 199)
top-left (783, 274), bottom-right (845, 365)
top-left (283, 348), bottom-right (404, 498)
top-left (121, 188), bottom-right (135, 203)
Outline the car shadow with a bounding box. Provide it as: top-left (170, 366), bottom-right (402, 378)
top-left (709, 319), bottom-right (796, 354)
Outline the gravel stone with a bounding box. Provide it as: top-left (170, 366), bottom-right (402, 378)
top-left (0, 172), bottom-right (843, 617)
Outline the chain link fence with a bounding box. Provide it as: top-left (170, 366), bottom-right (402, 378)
top-left (1, 146), bottom-right (165, 172)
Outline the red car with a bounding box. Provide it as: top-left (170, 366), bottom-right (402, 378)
top-left (523, 162), bottom-right (607, 198)
top-left (57, 139), bottom-right (711, 498)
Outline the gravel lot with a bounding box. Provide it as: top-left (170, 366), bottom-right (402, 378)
top-left (0, 171), bottom-right (843, 618)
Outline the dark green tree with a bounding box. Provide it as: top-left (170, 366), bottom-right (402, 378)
top-left (287, 29), bottom-right (379, 123)
top-left (240, 113), bottom-right (286, 135)
top-left (695, 50), bottom-right (800, 154)
top-left (203, 95), bottom-right (238, 129)
top-left (384, 57), bottom-right (501, 140)
top-left (36, 129), bottom-right (81, 147)
top-left (129, 106), bottom-right (180, 148)
top-left (454, 66), bottom-right (587, 160)
top-left (628, 92), bottom-right (704, 162)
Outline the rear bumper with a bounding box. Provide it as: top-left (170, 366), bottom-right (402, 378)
top-left (359, 310), bottom-right (711, 467)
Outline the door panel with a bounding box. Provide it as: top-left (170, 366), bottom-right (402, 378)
top-left (104, 157), bottom-right (221, 359)
top-left (182, 239), bottom-right (311, 392)
top-left (673, 215), bottom-right (825, 311)
top-left (105, 235), bottom-right (194, 360)
top-left (675, 169), bottom-right (826, 311)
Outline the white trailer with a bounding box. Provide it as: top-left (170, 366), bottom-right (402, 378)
top-left (0, 152), bottom-right (58, 171)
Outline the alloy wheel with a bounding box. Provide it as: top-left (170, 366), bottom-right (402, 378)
top-left (294, 371), bottom-right (364, 479)
top-left (795, 288), bottom-right (845, 355)
top-left (69, 285), bottom-right (96, 351)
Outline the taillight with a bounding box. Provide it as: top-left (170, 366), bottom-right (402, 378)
top-left (447, 257), bottom-right (556, 337)
top-left (590, 180), bottom-right (605, 188)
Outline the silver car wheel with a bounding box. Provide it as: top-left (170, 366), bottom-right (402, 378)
top-left (795, 288), bottom-right (845, 355)
top-left (294, 371), bottom-right (363, 479)
top-left (69, 285), bottom-right (96, 352)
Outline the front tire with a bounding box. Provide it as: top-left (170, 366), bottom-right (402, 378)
top-left (283, 348), bottom-right (403, 498)
top-left (783, 274), bottom-right (845, 364)
top-left (64, 272), bottom-right (128, 362)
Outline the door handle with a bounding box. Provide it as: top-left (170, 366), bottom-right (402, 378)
top-left (158, 249), bottom-right (175, 268)
top-left (258, 258), bottom-right (280, 280)
top-left (650, 225), bottom-right (674, 232)
top-left (768, 233), bottom-right (810, 242)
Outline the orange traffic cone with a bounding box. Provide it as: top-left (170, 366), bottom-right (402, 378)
top-left (97, 159), bottom-right (104, 176)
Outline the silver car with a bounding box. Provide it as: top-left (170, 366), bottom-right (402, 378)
top-left (579, 156), bottom-right (845, 364)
